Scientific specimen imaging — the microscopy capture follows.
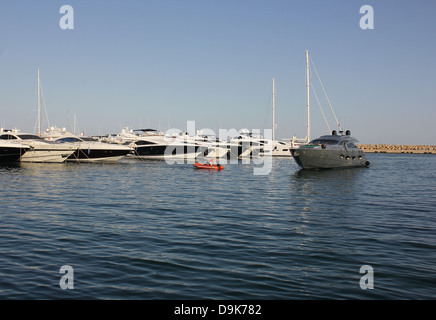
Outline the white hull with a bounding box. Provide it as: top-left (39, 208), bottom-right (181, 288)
top-left (66, 155), bottom-right (127, 163)
top-left (237, 146), bottom-right (263, 159)
top-left (42, 128), bottom-right (132, 162)
top-left (128, 151), bottom-right (202, 161)
top-left (204, 147), bottom-right (229, 158)
top-left (20, 149), bottom-right (72, 163)
top-left (272, 150), bottom-right (291, 156)
top-left (231, 135), bottom-right (293, 158)
top-left (271, 140), bottom-right (292, 157)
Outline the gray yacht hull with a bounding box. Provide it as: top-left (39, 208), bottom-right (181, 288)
top-left (290, 148), bottom-right (369, 170)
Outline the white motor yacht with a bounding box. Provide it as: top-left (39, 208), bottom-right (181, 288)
top-left (229, 129), bottom-right (269, 158)
top-left (42, 127), bottom-right (132, 162)
top-left (0, 140), bottom-right (31, 163)
top-left (116, 128), bottom-right (202, 160)
top-left (181, 132), bottom-right (230, 159)
top-left (0, 129), bottom-right (75, 163)
top-left (271, 140), bottom-right (293, 157)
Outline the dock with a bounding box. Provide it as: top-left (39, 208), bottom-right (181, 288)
top-left (357, 144), bottom-right (436, 154)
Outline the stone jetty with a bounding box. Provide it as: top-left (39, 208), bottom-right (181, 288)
top-left (357, 144), bottom-right (436, 154)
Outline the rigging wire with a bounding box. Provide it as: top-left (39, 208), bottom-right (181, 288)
top-left (33, 74), bottom-right (51, 134)
top-left (310, 81), bottom-right (331, 133)
top-left (39, 82), bottom-right (51, 131)
top-left (309, 55), bottom-right (343, 131)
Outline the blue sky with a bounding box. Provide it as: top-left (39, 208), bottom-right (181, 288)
top-left (1, 0), bottom-right (435, 144)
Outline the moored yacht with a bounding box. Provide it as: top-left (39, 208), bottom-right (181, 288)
top-left (271, 140), bottom-right (292, 157)
top-left (0, 140), bottom-right (30, 163)
top-left (42, 127), bottom-right (132, 162)
top-left (230, 130), bottom-right (303, 158)
top-left (187, 132), bottom-right (230, 159)
top-left (290, 50), bottom-right (370, 170)
top-left (291, 130), bottom-right (369, 170)
top-left (229, 129), bottom-right (269, 158)
top-left (0, 129), bottom-right (75, 163)
top-left (115, 128), bottom-right (203, 160)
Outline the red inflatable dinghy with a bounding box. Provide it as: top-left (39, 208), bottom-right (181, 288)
top-left (193, 163), bottom-right (224, 170)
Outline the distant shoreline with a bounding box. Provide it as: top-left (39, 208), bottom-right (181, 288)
top-left (357, 144), bottom-right (436, 154)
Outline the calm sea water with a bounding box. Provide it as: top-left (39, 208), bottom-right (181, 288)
top-left (1, 153), bottom-right (435, 300)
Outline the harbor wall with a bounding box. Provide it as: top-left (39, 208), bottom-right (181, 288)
top-left (357, 144), bottom-right (436, 154)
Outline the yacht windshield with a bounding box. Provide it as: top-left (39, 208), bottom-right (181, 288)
top-left (311, 139), bottom-right (340, 145)
top-left (17, 134), bottom-right (44, 140)
top-left (0, 134), bottom-right (18, 140)
top-left (347, 142), bottom-right (358, 148)
top-left (57, 137), bottom-right (81, 143)
top-left (135, 140), bottom-right (157, 146)
top-left (81, 137), bottom-right (97, 142)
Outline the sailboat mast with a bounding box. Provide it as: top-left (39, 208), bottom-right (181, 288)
top-left (37, 68), bottom-right (41, 135)
top-left (73, 114), bottom-right (77, 134)
top-left (306, 50), bottom-right (310, 142)
top-left (272, 77), bottom-right (275, 141)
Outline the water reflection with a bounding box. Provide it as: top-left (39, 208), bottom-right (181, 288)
top-left (0, 162), bottom-right (21, 170)
top-left (290, 168), bottom-right (368, 212)
top-left (292, 166), bottom-right (368, 180)
top-left (291, 167), bottom-right (367, 195)
top-left (288, 167), bottom-right (370, 247)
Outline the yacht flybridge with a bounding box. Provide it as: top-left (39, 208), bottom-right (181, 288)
top-left (290, 50), bottom-right (370, 170)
